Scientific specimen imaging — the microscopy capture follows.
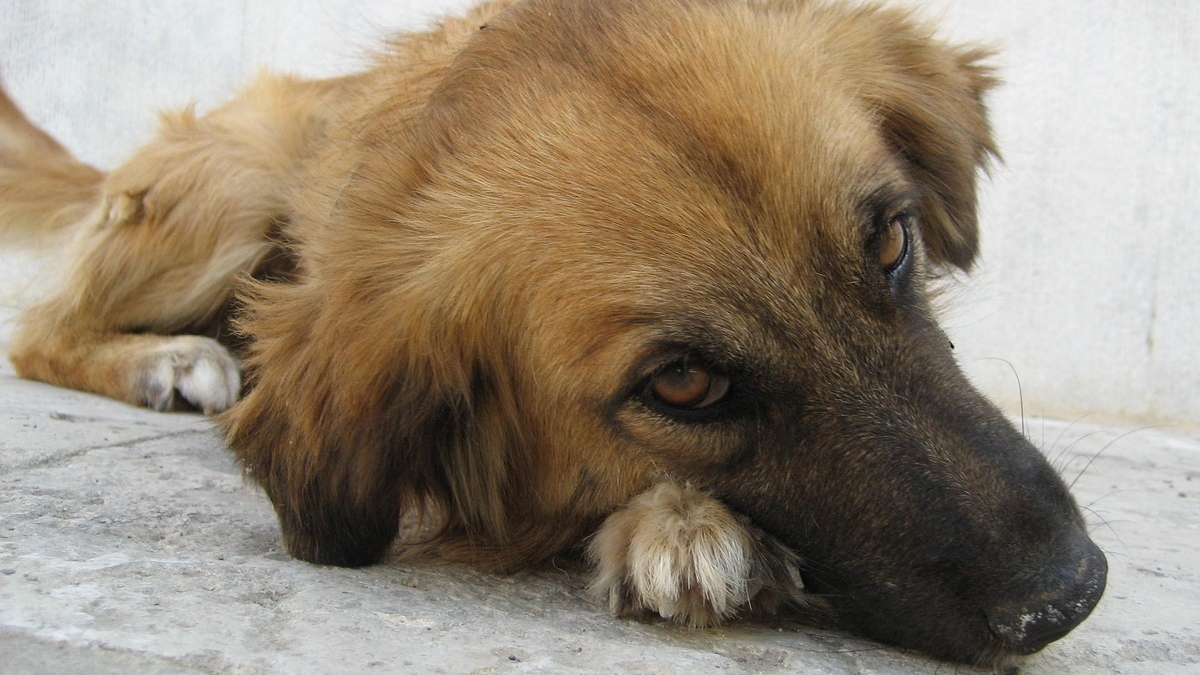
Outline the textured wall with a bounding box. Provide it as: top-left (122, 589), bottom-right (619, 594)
top-left (1, 0), bottom-right (1196, 426)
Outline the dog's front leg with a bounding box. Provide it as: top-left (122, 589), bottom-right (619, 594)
top-left (11, 315), bottom-right (241, 414)
top-left (588, 481), bottom-right (806, 627)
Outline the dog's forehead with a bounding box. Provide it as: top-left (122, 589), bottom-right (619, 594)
top-left (407, 0), bottom-right (924, 373)
top-left (437, 0), bottom-right (905, 266)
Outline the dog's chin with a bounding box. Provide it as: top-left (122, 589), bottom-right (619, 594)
top-left (787, 579), bottom-right (1028, 669)
top-left (956, 645), bottom-right (1028, 673)
top-left (788, 568), bottom-right (1100, 668)
top-left (942, 639), bottom-right (1032, 672)
top-left (773, 515), bottom-right (1107, 666)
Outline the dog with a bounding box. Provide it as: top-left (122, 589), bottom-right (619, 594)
top-left (0, 0), bottom-right (1106, 666)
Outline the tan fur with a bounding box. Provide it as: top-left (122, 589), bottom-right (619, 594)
top-left (2, 1), bottom-right (1067, 664)
top-left (1, 0), bottom-right (991, 603)
top-left (0, 84), bottom-right (102, 245)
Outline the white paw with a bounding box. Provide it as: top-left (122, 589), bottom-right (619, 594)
top-left (588, 482), bottom-right (775, 627)
top-left (137, 336), bottom-right (241, 414)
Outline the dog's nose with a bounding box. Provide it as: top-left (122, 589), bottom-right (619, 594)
top-left (986, 537), bottom-right (1108, 654)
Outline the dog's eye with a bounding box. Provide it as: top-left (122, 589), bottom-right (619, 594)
top-left (648, 361), bottom-right (731, 410)
top-left (878, 214), bottom-right (912, 274)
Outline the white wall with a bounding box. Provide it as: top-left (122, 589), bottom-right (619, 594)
top-left (912, 0), bottom-right (1200, 428)
top-left (2, 0), bottom-right (1196, 427)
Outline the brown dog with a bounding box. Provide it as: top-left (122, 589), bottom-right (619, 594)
top-left (0, 0), bottom-right (1106, 666)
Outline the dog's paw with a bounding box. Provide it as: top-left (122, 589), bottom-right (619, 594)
top-left (588, 481), bottom-right (768, 627)
top-left (136, 336), bottom-right (241, 414)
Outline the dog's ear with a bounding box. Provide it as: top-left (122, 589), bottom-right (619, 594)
top-left (221, 274), bottom-right (519, 568)
top-left (849, 8), bottom-right (1000, 271)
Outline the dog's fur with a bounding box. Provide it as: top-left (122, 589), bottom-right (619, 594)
top-left (1, 0), bottom-right (1107, 666)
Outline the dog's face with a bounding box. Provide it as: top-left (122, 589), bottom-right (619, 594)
top-left (238, 0), bottom-right (1104, 665)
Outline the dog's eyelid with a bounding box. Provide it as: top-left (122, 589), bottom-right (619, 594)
top-left (631, 336), bottom-right (738, 373)
top-left (624, 346), bottom-right (745, 421)
top-left (877, 201), bottom-right (919, 231)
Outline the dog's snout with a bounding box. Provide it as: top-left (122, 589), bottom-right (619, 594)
top-left (986, 537), bottom-right (1108, 654)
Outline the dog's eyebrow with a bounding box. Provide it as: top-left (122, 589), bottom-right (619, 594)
top-left (861, 185), bottom-right (920, 215)
top-left (859, 183), bottom-right (921, 223)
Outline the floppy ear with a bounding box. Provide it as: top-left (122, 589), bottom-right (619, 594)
top-left (851, 9), bottom-right (1000, 271)
top-left (221, 274), bottom-right (518, 568)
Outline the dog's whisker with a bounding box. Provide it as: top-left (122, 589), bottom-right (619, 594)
top-left (1047, 428), bottom-right (1109, 477)
top-left (976, 357), bottom-right (1027, 439)
top-left (1043, 413), bottom-right (1097, 468)
top-left (1081, 488), bottom-right (1134, 513)
top-left (1079, 502), bottom-right (1133, 559)
top-left (1005, 358), bottom-right (1025, 439)
top-left (1066, 426), bottom-right (1157, 491)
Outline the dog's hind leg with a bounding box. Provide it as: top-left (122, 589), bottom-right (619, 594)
top-left (3, 75), bottom-right (333, 412)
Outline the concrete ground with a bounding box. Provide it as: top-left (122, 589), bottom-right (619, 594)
top-left (1, 301), bottom-right (1198, 674)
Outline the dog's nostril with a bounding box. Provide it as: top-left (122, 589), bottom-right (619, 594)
top-left (986, 539), bottom-right (1108, 654)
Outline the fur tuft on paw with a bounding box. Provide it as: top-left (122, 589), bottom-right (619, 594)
top-left (588, 481), bottom-right (805, 627)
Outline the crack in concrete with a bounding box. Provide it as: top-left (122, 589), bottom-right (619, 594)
top-left (6, 427), bottom-right (222, 473)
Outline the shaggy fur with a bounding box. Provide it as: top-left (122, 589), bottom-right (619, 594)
top-left (1, 0), bottom-right (1106, 666)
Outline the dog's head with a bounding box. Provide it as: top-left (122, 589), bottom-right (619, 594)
top-left (229, 0), bottom-right (1105, 665)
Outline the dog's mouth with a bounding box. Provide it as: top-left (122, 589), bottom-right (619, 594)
top-left (770, 503), bottom-right (1108, 666)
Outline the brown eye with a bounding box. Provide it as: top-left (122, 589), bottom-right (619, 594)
top-left (649, 362), bottom-right (731, 410)
top-left (879, 214), bottom-right (911, 273)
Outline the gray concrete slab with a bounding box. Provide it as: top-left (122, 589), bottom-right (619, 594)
top-left (2, 305), bottom-right (1198, 674)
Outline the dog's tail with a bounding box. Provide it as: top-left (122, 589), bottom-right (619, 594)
top-left (0, 80), bottom-right (104, 246)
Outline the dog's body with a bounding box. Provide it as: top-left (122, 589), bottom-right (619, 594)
top-left (1, 0), bottom-right (1106, 666)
